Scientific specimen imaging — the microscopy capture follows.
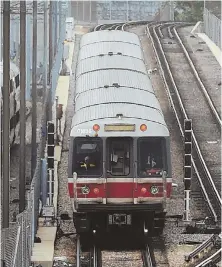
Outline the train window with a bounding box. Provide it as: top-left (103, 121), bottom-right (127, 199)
top-left (15, 75), bottom-right (20, 88)
top-left (10, 79), bottom-right (14, 93)
top-left (73, 138), bottom-right (102, 177)
top-left (138, 138), bottom-right (166, 177)
top-left (107, 138), bottom-right (131, 176)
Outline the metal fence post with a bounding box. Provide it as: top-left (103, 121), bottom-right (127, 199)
top-left (41, 158), bottom-right (48, 206)
top-left (15, 18), bottom-right (20, 66)
top-left (26, 14), bottom-right (31, 100)
top-left (31, 0), bottom-right (38, 179)
top-left (19, 0), bottom-right (26, 213)
top-left (43, 0), bottom-right (48, 105)
top-left (2, 0), bottom-right (10, 229)
top-left (54, 1), bottom-right (58, 56)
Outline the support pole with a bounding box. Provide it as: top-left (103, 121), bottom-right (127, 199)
top-left (49, 0), bottom-right (53, 82)
top-left (43, 0), bottom-right (48, 104)
top-left (54, 1), bottom-right (57, 57)
top-left (59, 1), bottom-right (62, 40)
top-left (19, 0), bottom-right (26, 213)
top-left (83, 0), bottom-right (85, 22)
top-left (77, 1), bottom-right (79, 23)
top-left (126, 0), bottom-right (128, 21)
top-left (55, 96), bottom-right (59, 144)
top-left (90, 0), bottom-right (92, 22)
top-left (31, 0), bottom-right (37, 179)
top-left (48, 0), bottom-right (53, 121)
top-left (109, 1), bottom-right (111, 20)
top-left (162, 170), bottom-right (167, 210)
top-left (184, 190), bottom-right (191, 221)
top-left (2, 0), bottom-right (10, 228)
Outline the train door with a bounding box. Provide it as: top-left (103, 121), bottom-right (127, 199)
top-left (106, 137), bottom-right (134, 203)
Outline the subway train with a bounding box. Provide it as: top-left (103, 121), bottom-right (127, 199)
top-left (0, 61), bottom-right (20, 145)
top-left (68, 30), bottom-right (172, 239)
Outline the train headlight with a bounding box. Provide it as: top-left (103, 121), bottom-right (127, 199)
top-left (140, 124), bottom-right (147, 132)
top-left (81, 185), bottom-right (90, 195)
top-left (93, 188), bottom-right (99, 195)
top-left (141, 187), bottom-right (147, 194)
top-left (150, 185), bottom-right (159, 195)
top-left (93, 124), bottom-right (100, 132)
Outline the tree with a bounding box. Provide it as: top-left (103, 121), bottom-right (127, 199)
top-left (174, 1), bottom-right (204, 22)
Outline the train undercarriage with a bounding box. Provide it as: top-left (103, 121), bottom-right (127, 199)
top-left (73, 207), bottom-right (166, 248)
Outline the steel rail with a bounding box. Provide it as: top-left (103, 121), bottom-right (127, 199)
top-left (142, 244), bottom-right (154, 267)
top-left (115, 24), bottom-right (122, 30)
top-left (100, 24), bottom-right (108, 30)
top-left (167, 25), bottom-right (174, 39)
top-left (76, 235), bottom-right (101, 267)
top-left (174, 27), bottom-right (222, 127)
top-left (76, 235), bottom-right (81, 267)
top-left (195, 248), bottom-right (222, 267)
top-left (185, 234), bottom-right (216, 262)
top-left (158, 24), bottom-right (164, 38)
top-left (93, 245), bottom-right (97, 267)
top-left (122, 20), bottom-right (151, 31)
top-left (109, 24), bottom-right (117, 30)
top-left (153, 23), bottom-right (222, 207)
top-left (147, 23), bottom-right (218, 222)
top-left (94, 24), bottom-right (104, 31)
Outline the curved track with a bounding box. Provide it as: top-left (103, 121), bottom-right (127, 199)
top-left (147, 22), bottom-right (221, 223)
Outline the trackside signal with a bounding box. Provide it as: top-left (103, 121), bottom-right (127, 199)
top-left (47, 121), bottom-right (55, 205)
top-left (184, 119), bottom-right (192, 221)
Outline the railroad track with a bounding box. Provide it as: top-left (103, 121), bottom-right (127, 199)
top-left (76, 235), bottom-right (101, 267)
top-left (94, 23), bottom-right (124, 31)
top-left (147, 22), bottom-right (221, 223)
top-left (76, 235), bottom-right (169, 267)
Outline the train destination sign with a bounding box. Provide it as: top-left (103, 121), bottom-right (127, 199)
top-left (104, 124), bottom-right (136, 132)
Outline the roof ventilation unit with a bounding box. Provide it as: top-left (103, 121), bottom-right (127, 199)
top-left (113, 83), bottom-right (120, 88)
top-left (117, 52), bottom-right (122, 55)
top-left (104, 85), bottom-right (109, 88)
top-left (108, 52), bottom-right (113, 56)
top-left (116, 113), bottom-right (123, 119)
top-left (99, 53), bottom-right (104, 57)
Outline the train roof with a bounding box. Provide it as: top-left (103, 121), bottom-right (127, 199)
top-left (76, 55), bottom-right (146, 79)
top-left (71, 31), bottom-right (169, 138)
top-left (75, 69), bottom-right (155, 95)
top-left (80, 30), bottom-right (140, 48)
top-left (78, 42), bottom-right (144, 61)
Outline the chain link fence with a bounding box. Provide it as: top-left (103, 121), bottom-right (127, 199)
top-left (72, 1), bottom-right (162, 24)
top-left (1, 1), bottom-right (68, 266)
top-left (153, 1), bottom-right (174, 21)
top-left (204, 8), bottom-right (221, 48)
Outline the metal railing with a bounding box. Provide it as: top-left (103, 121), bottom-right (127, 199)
top-left (204, 8), bottom-right (221, 48)
top-left (1, 1), bottom-right (68, 266)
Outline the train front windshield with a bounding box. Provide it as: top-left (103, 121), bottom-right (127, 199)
top-left (138, 137), bottom-right (166, 177)
top-left (73, 138), bottom-right (103, 177)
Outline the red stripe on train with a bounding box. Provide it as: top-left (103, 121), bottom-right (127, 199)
top-left (68, 182), bottom-right (172, 199)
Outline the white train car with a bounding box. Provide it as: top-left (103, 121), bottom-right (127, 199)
top-left (0, 61), bottom-right (20, 145)
top-left (67, 31), bottom-right (172, 242)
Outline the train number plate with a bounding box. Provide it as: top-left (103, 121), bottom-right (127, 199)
top-left (108, 214), bottom-right (131, 225)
